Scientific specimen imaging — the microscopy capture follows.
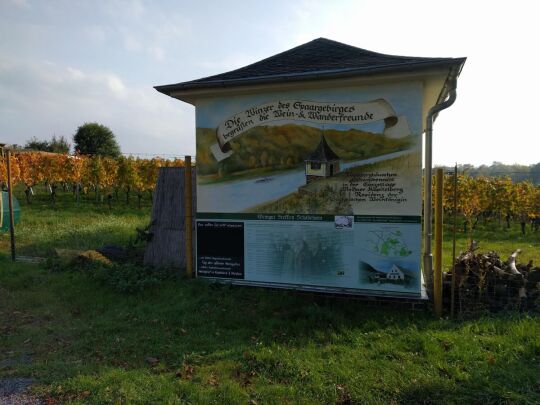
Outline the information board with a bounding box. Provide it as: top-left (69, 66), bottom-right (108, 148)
top-left (195, 82), bottom-right (424, 297)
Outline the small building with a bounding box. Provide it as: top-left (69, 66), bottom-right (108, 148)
top-left (387, 264), bottom-right (405, 280)
top-left (305, 135), bottom-right (341, 184)
top-left (154, 37), bottom-right (465, 298)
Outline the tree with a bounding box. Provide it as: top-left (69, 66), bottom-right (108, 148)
top-left (49, 135), bottom-right (70, 154)
top-left (24, 137), bottom-right (50, 151)
top-left (73, 123), bottom-right (121, 158)
top-left (24, 135), bottom-right (70, 154)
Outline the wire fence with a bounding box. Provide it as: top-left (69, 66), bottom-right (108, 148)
top-left (119, 152), bottom-right (194, 159)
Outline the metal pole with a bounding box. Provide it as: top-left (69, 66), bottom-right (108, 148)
top-left (7, 150), bottom-right (16, 261)
top-left (434, 168), bottom-right (444, 317)
top-left (450, 163), bottom-right (458, 317)
top-left (423, 77), bottom-right (457, 296)
top-left (184, 155), bottom-right (193, 277)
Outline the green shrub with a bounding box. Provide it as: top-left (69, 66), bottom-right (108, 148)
top-left (45, 255), bottom-right (179, 293)
top-left (89, 262), bottom-right (176, 294)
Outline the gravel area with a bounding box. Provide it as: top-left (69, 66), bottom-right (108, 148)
top-left (0, 378), bottom-right (43, 404)
top-left (1, 353), bottom-right (43, 404)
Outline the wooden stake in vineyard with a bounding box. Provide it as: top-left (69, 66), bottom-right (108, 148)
top-left (451, 164), bottom-right (458, 318)
top-left (6, 149), bottom-right (16, 261)
top-left (434, 168), bottom-right (444, 317)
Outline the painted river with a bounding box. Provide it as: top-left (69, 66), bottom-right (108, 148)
top-left (197, 150), bottom-right (409, 213)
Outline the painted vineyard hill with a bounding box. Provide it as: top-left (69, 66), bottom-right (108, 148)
top-left (196, 124), bottom-right (412, 183)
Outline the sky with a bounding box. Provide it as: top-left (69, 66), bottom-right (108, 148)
top-left (1, 0), bottom-right (539, 165)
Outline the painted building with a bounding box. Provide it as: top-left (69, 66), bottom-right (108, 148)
top-left (387, 264), bottom-right (405, 280)
top-left (305, 135), bottom-right (341, 184)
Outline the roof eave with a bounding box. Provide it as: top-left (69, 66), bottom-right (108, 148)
top-left (154, 58), bottom-right (467, 98)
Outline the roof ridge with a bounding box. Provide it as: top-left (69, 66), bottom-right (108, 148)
top-left (316, 37), bottom-right (454, 61)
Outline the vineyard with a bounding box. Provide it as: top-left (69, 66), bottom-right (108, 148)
top-left (1, 152), bottom-right (539, 230)
top-left (441, 173), bottom-right (540, 236)
top-left (0, 151), bottom-right (184, 208)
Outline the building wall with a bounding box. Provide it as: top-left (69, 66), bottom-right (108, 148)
top-left (306, 162), bottom-right (326, 177)
top-left (324, 161), bottom-right (340, 177)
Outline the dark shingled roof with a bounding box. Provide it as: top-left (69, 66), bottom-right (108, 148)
top-left (306, 135), bottom-right (340, 162)
top-left (155, 38), bottom-right (465, 95)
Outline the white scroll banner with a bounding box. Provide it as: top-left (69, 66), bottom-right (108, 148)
top-left (210, 99), bottom-right (410, 162)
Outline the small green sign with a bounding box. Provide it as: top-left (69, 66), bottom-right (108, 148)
top-left (0, 191), bottom-right (20, 232)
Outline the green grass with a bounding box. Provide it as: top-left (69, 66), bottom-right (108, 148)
top-left (0, 187), bottom-right (151, 257)
top-left (2, 257), bottom-right (539, 404)
top-left (1, 188), bottom-right (540, 403)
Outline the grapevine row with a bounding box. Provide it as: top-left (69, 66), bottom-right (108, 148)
top-left (1, 153), bottom-right (539, 224)
top-left (0, 152), bottom-right (184, 207)
top-left (440, 173), bottom-right (540, 235)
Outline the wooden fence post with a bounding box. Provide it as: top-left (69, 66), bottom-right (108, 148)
top-left (451, 164), bottom-right (458, 318)
top-left (434, 168), bottom-right (444, 317)
top-left (7, 150), bottom-right (16, 261)
top-left (184, 156), bottom-right (193, 277)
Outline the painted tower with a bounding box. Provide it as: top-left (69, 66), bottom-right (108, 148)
top-left (305, 135), bottom-right (341, 184)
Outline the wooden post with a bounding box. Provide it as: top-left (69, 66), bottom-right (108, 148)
top-left (184, 156), bottom-right (193, 277)
top-left (434, 168), bottom-right (444, 317)
top-left (6, 150), bottom-right (16, 261)
top-left (450, 164), bottom-right (458, 318)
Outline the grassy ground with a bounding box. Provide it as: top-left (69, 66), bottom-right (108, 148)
top-left (1, 189), bottom-right (540, 403)
top-left (2, 258), bottom-right (539, 404)
top-left (0, 187), bottom-right (151, 257)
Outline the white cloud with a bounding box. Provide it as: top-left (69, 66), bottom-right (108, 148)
top-left (0, 58), bottom-right (194, 155)
top-left (67, 67), bottom-right (85, 79)
top-left (106, 75), bottom-right (126, 98)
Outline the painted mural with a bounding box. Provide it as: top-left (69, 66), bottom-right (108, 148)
top-left (196, 82), bottom-right (423, 296)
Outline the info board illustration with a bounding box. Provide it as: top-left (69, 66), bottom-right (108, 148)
top-left (195, 82), bottom-right (424, 296)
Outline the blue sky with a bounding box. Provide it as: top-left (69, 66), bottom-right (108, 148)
top-left (1, 0), bottom-right (539, 165)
